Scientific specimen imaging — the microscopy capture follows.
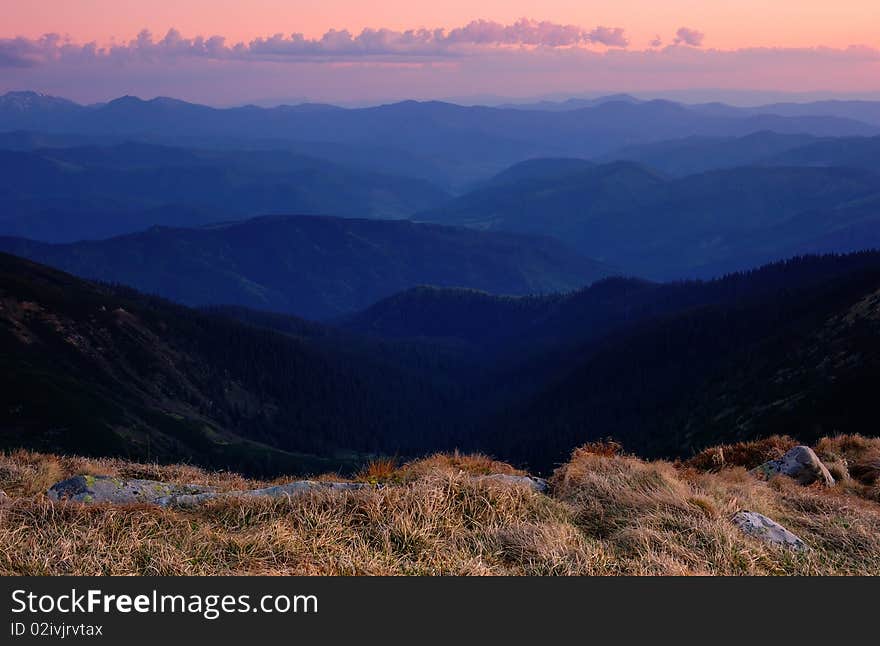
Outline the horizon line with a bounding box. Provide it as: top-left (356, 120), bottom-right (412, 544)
top-left (6, 87), bottom-right (880, 111)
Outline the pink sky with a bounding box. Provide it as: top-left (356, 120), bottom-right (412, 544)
top-left (2, 1), bottom-right (880, 104)
top-left (5, 1), bottom-right (880, 49)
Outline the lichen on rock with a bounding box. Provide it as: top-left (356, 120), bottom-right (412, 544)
top-left (46, 475), bottom-right (215, 504)
top-left (477, 474), bottom-right (549, 493)
top-left (158, 480), bottom-right (370, 506)
top-left (732, 510), bottom-right (809, 551)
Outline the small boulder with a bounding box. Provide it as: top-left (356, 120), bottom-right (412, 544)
top-left (478, 474), bottom-right (549, 493)
top-left (751, 446), bottom-right (834, 486)
top-left (46, 475), bottom-right (215, 504)
top-left (732, 510), bottom-right (809, 551)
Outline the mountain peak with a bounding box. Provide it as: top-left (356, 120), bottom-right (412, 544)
top-left (0, 90), bottom-right (80, 110)
top-left (149, 96), bottom-right (191, 106)
top-left (106, 95), bottom-right (147, 106)
top-left (588, 93), bottom-right (641, 105)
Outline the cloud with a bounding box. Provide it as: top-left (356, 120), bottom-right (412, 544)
top-left (0, 20), bottom-right (631, 68)
top-left (246, 20), bottom-right (632, 55)
top-left (586, 27), bottom-right (629, 48)
top-left (0, 35), bottom-right (60, 67)
top-left (0, 33), bottom-right (110, 68)
top-left (0, 45), bottom-right (33, 67)
top-left (650, 36), bottom-right (663, 48)
top-left (673, 27), bottom-right (705, 47)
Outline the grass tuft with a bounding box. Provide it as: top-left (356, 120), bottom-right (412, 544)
top-left (356, 458), bottom-right (400, 485)
top-left (686, 435), bottom-right (798, 472)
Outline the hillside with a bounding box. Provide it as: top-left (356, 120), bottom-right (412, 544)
top-left (740, 99), bottom-right (880, 126)
top-left (339, 253), bottom-right (880, 468)
top-left (603, 132), bottom-right (880, 178)
top-left (487, 254), bottom-right (880, 469)
top-left (341, 286), bottom-right (563, 347)
top-left (0, 252), bottom-right (475, 475)
top-left (0, 215), bottom-right (612, 320)
top-left (422, 161), bottom-right (880, 279)
top-left (602, 132), bottom-right (818, 176)
top-left (764, 136), bottom-right (880, 171)
top-left (1, 436), bottom-right (878, 575)
top-left (420, 160), bottom-right (665, 230)
top-left (474, 158), bottom-right (596, 189)
top-left (690, 193), bottom-right (880, 276)
top-left (0, 143), bottom-right (449, 241)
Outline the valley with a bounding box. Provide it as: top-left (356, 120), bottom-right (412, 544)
top-left (1, 89), bottom-right (880, 480)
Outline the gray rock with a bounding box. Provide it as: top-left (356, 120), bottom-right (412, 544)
top-left (46, 471), bottom-right (548, 507)
top-left (478, 474), bottom-right (550, 493)
top-left (751, 446), bottom-right (835, 486)
top-left (46, 475), bottom-right (215, 504)
top-left (732, 510), bottom-right (809, 551)
top-left (158, 480), bottom-right (369, 507)
top-left (46, 474), bottom-right (370, 506)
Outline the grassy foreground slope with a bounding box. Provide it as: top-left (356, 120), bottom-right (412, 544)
top-left (1, 435), bottom-right (878, 575)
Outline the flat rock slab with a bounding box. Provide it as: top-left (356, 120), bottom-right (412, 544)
top-left (46, 475), bottom-right (368, 506)
top-left (47, 475), bottom-right (215, 504)
top-left (732, 510), bottom-right (809, 551)
top-left (751, 446), bottom-right (834, 486)
top-left (46, 472), bottom-right (550, 507)
top-left (159, 481), bottom-right (369, 507)
top-left (478, 474), bottom-right (549, 493)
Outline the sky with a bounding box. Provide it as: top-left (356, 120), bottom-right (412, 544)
top-left (2, 1), bottom-right (880, 105)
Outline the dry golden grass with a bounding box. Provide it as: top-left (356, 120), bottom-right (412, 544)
top-left (815, 435), bottom-right (880, 484)
top-left (0, 448), bottom-right (261, 496)
top-left (356, 457), bottom-right (400, 485)
top-left (395, 451), bottom-right (527, 479)
top-left (685, 435), bottom-right (798, 472)
top-left (1, 437), bottom-right (879, 576)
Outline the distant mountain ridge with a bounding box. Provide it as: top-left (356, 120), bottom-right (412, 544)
top-left (0, 214), bottom-right (614, 320)
top-left (422, 159), bottom-right (880, 279)
top-left (601, 131), bottom-right (818, 176)
top-left (3, 91), bottom-right (878, 190)
top-left (603, 131), bottom-right (880, 176)
top-left (0, 142), bottom-right (450, 241)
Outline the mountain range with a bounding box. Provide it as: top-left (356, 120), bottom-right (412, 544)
top-left (499, 94), bottom-right (880, 126)
top-left (3, 91), bottom-right (879, 190)
top-left (4, 91), bottom-right (880, 279)
top-left (422, 159), bottom-right (880, 278)
top-left (0, 142), bottom-right (449, 241)
top-left (0, 215), bottom-right (611, 320)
